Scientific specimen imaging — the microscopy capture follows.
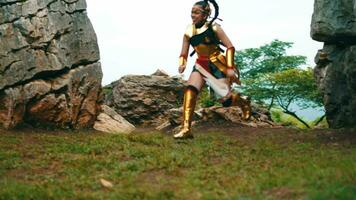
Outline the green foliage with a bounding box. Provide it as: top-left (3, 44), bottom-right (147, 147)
top-left (198, 86), bottom-right (219, 108)
top-left (271, 108), bottom-right (310, 129)
top-left (102, 87), bottom-right (113, 96)
top-left (271, 108), bottom-right (329, 129)
top-left (235, 40), bottom-right (324, 128)
top-left (258, 68), bottom-right (322, 110)
top-left (236, 39), bottom-right (307, 79)
top-left (235, 40), bottom-right (311, 105)
top-left (0, 130), bottom-right (355, 199)
top-left (275, 68), bottom-right (322, 107)
top-left (271, 108), bottom-right (282, 122)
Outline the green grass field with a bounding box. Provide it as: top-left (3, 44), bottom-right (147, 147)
top-left (0, 127), bottom-right (355, 200)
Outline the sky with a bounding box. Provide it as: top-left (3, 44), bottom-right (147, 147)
top-left (86, 0), bottom-right (323, 86)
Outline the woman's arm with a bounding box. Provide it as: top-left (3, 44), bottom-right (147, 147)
top-left (214, 24), bottom-right (240, 83)
top-left (214, 24), bottom-right (233, 49)
top-left (179, 35), bottom-right (190, 73)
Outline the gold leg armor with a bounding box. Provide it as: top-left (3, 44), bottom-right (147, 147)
top-left (174, 86), bottom-right (198, 139)
top-left (231, 93), bottom-right (252, 120)
top-left (222, 92), bottom-right (252, 120)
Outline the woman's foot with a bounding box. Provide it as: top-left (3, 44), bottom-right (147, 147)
top-left (173, 125), bottom-right (194, 139)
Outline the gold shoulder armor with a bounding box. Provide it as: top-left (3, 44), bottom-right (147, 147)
top-left (211, 22), bottom-right (220, 33)
top-left (184, 24), bottom-right (196, 38)
top-left (184, 22), bottom-right (217, 37)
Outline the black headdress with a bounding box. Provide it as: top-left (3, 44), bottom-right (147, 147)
top-left (204, 0), bottom-right (220, 26)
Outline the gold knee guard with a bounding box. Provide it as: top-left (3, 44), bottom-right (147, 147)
top-left (174, 86), bottom-right (198, 139)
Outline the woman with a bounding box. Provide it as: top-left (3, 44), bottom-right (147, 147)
top-left (174, 0), bottom-right (251, 139)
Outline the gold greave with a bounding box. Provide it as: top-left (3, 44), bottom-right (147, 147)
top-left (174, 87), bottom-right (198, 139)
top-left (231, 93), bottom-right (252, 120)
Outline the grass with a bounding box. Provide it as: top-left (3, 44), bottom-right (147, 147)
top-left (0, 128), bottom-right (355, 200)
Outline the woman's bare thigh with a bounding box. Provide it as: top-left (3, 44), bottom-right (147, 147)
top-left (187, 72), bottom-right (206, 91)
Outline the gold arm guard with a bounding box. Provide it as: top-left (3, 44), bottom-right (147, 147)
top-left (226, 47), bottom-right (235, 69)
top-left (179, 55), bottom-right (187, 67)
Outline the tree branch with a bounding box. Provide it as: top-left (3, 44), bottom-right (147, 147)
top-left (283, 109), bottom-right (310, 128)
top-left (314, 114), bottom-right (326, 126)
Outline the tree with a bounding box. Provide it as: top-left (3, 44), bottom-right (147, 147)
top-left (236, 40), bottom-right (307, 79)
top-left (265, 68), bottom-right (323, 128)
top-left (235, 40), bottom-right (323, 128)
top-left (236, 40), bottom-right (307, 108)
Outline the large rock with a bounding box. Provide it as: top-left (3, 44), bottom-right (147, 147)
top-left (311, 0), bottom-right (356, 44)
top-left (311, 0), bottom-right (356, 128)
top-left (105, 73), bottom-right (185, 126)
top-left (94, 105), bottom-right (135, 134)
top-left (313, 45), bottom-right (356, 128)
top-left (0, 0), bottom-right (102, 129)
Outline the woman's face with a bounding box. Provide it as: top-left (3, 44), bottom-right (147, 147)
top-left (191, 5), bottom-right (207, 25)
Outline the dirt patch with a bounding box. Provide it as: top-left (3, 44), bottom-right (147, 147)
top-left (148, 121), bottom-right (356, 148)
top-left (312, 128), bottom-right (356, 146)
top-left (0, 126), bottom-right (102, 135)
top-left (132, 127), bottom-right (158, 134)
top-left (5, 160), bottom-right (64, 182)
top-left (136, 168), bottom-right (185, 191)
top-left (2, 125), bottom-right (355, 148)
top-left (191, 124), bottom-right (356, 147)
top-left (191, 124), bottom-right (306, 145)
top-left (264, 187), bottom-right (304, 200)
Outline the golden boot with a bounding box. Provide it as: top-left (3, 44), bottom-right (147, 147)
top-left (222, 92), bottom-right (252, 120)
top-left (174, 86), bottom-right (198, 139)
top-left (231, 93), bottom-right (252, 120)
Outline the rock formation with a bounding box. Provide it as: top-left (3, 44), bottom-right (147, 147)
top-left (0, 0), bottom-right (102, 129)
top-left (104, 72), bottom-right (185, 126)
top-left (156, 103), bottom-right (279, 132)
top-left (311, 0), bottom-right (356, 128)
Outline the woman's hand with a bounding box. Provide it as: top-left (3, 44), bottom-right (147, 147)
top-left (178, 64), bottom-right (186, 74)
top-left (226, 68), bottom-right (235, 79)
top-left (226, 68), bottom-right (241, 85)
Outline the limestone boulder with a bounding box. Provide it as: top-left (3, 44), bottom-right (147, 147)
top-left (311, 0), bottom-right (356, 44)
top-left (311, 0), bottom-right (356, 128)
top-left (0, 64), bottom-right (102, 129)
top-left (105, 73), bottom-right (185, 126)
top-left (94, 105), bottom-right (135, 134)
top-left (313, 45), bottom-right (356, 128)
top-left (0, 0), bottom-right (102, 129)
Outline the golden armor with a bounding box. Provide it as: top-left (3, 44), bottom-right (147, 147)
top-left (230, 93), bottom-right (252, 120)
top-left (173, 86), bottom-right (198, 139)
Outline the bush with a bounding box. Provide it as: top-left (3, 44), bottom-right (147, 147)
top-left (198, 86), bottom-right (219, 108)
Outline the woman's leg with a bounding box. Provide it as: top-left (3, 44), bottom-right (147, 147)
top-left (218, 78), bottom-right (251, 120)
top-left (187, 71), bottom-right (206, 91)
top-left (174, 72), bottom-right (205, 139)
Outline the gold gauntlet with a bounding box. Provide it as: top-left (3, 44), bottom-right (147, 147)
top-left (226, 47), bottom-right (235, 69)
top-left (179, 54), bottom-right (187, 67)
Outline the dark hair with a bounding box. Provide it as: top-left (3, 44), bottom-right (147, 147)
top-left (194, 0), bottom-right (220, 26)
